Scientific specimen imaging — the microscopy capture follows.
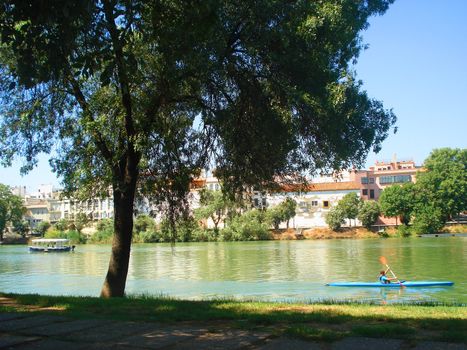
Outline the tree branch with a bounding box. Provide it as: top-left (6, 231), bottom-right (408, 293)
top-left (102, 0), bottom-right (135, 139)
top-left (64, 72), bottom-right (114, 163)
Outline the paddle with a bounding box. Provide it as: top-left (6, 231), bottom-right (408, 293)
top-left (379, 256), bottom-right (404, 286)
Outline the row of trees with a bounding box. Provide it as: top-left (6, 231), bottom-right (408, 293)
top-left (43, 190), bottom-right (297, 244)
top-left (195, 189), bottom-right (297, 233)
top-left (325, 148), bottom-right (467, 234)
top-left (379, 148), bottom-right (466, 234)
top-left (325, 192), bottom-right (380, 230)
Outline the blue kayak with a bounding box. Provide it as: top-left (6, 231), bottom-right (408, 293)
top-left (327, 281), bottom-right (454, 288)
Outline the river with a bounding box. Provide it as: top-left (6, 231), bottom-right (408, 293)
top-left (1, 237), bottom-right (466, 304)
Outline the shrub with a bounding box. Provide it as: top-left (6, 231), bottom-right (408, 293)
top-left (44, 229), bottom-right (66, 239)
top-left (44, 229), bottom-right (85, 244)
top-left (66, 230), bottom-right (87, 244)
top-left (396, 224), bottom-right (413, 237)
top-left (134, 214), bottom-right (156, 234)
top-left (191, 228), bottom-right (218, 242)
top-left (133, 230), bottom-right (162, 243)
top-left (54, 219), bottom-right (70, 232)
top-left (36, 221), bottom-right (51, 236)
top-left (89, 219), bottom-right (114, 243)
top-left (158, 216), bottom-right (201, 242)
top-left (220, 209), bottom-right (272, 241)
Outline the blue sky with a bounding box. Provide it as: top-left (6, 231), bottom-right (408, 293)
top-left (357, 0), bottom-right (467, 165)
top-left (1, 0), bottom-right (466, 191)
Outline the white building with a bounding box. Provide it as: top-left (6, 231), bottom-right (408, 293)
top-left (263, 182), bottom-right (361, 228)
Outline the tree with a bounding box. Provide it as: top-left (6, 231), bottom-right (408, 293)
top-left (0, 1), bottom-right (396, 297)
top-left (266, 197), bottom-right (297, 230)
top-left (267, 206), bottom-right (285, 230)
top-left (338, 192), bottom-right (360, 227)
top-left (134, 214), bottom-right (155, 234)
top-left (379, 183), bottom-right (415, 225)
top-left (282, 198), bottom-right (297, 229)
top-left (414, 148), bottom-right (467, 221)
top-left (194, 189), bottom-right (231, 233)
top-left (36, 221), bottom-right (51, 236)
top-left (325, 206), bottom-right (346, 231)
top-left (73, 213), bottom-right (89, 233)
top-left (411, 204), bottom-right (444, 235)
top-left (54, 219), bottom-right (70, 232)
top-left (0, 184), bottom-right (25, 241)
top-left (13, 220), bottom-right (30, 236)
top-left (357, 200), bottom-right (380, 229)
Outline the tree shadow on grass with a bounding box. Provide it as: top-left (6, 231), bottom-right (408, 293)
top-left (1, 293), bottom-right (466, 343)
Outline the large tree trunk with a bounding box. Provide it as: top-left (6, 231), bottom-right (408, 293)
top-left (100, 184), bottom-right (136, 297)
top-left (100, 154), bottom-right (138, 297)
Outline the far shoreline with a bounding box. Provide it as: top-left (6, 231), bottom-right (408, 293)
top-left (1, 224), bottom-right (466, 245)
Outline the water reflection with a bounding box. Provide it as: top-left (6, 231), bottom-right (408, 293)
top-left (0, 238), bottom-right (465, 303)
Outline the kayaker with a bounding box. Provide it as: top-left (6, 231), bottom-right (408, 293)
top-left (378, 270), bottom-right (396, 284)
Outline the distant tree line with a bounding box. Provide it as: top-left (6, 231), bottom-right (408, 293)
top-left (41, 191), bottom-right (297, 243)
top-left (325, 148), bottom-right (467, 235)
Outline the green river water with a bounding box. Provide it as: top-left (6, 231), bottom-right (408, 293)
top-left (1, 237), bottom-right (466, 303)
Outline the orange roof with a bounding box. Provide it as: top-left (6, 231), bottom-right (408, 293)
top-left (279, 181), bottom-right (360, 193)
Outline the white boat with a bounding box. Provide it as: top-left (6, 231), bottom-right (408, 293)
top-left (29, 238), bottom-right (75, 253)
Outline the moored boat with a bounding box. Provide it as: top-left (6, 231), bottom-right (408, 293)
top-left (327, 281), bottom-right (454, 288)
top-left (28, 238), bottom-right (75, 253)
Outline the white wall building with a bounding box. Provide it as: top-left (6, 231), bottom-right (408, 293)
top-left (263, 182), bottom-right (361, 228)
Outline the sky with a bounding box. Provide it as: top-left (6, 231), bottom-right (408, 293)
top-left (0, 0), bottom-right (466, 191)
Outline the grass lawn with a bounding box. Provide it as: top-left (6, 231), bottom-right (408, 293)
top-left (1, 293), bottom-right (466, 343)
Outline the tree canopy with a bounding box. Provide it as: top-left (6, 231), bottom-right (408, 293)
top-left (0, 184), bottom-right (25, 241)
top-left (357, 200), bottom-right (380, 229)
top-left (0, 0), bottom-right (396, 297)
top-left (267, 197), bottom-right (297, 230)
top-left (338, 192), bottom-right (360, 226)
top-left (379, 182), bottom-right (415, 225)
top-left (194, 188), bottom-right (232, 232)
top-left (414, 148), bottom-right (467, 221)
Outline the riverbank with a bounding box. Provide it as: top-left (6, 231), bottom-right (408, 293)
top-left (273, 227), bottom-right (379, 240)
top-left (2, 224), bottom-right (466, 245)
top-left (1, 293), bottom-right (466, 346)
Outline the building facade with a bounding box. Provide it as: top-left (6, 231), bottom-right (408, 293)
top-left (353, 158), bottom-right (419, 201)
top-left (265, 182), bottom-right (361, 228)
top-left (17, 157), bottom-right (421, 230)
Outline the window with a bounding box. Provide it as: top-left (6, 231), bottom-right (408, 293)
top-left (361, 177), bottom-right (368, 184)
top-left (323, 200), bottom-right (329, 208)
top-left (379, 175), bottom-right (412, 184)
top-left (299, 201), bottom-right (309, 213)
top-left (370, 189), bottom-right (375, 199)
top-left (369, 178), bottom-right (375, 184)
top-left (311, 200), bottom-right (318, 207)
top-left (362, 189), bottom-right (368, 196)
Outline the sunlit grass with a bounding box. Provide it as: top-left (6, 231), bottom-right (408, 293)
top-left (1, 292), bottom-right (466, 342)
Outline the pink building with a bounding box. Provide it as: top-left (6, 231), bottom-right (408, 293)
top-left (351, 157), bottom-right (420, 226)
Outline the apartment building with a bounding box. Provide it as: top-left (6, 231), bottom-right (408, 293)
top-left (351, 158), bottom-right (419, 201)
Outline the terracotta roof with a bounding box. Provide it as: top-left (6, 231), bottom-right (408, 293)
top-left (279, 181), bottom-right (360, 193)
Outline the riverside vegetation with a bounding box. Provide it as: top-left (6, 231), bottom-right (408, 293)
top-left (0, 293), bottom-right (466, 343)
top-left (3, 148), bottom-right (466, 244)
top-left (42, 146), bottom-right (467, 245)
top-left (45, 196), bottom-right (297, 244)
